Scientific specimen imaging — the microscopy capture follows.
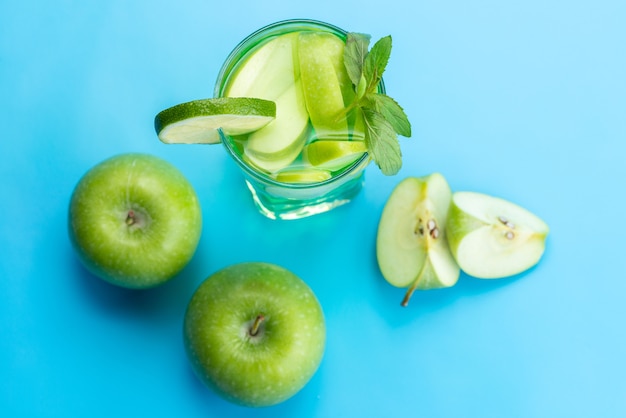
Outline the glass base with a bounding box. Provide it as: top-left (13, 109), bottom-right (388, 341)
top-left (244, 174), bottom-right (364, 220)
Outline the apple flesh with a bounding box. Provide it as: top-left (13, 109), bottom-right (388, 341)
top-left (446, 191), bottom-right (549, 279)
top-left (225, 33), bottom-right (309, 173)
top-left (298, 31), bottom-right (351, 140)
top-left (243, 81), bottom-right (309, 173)
top-left (68, 153), bottom-right (202, 288)
top-left (376, 173), bottom-right (460, 306)
top-left (183, 262), bottom-right (326, 407)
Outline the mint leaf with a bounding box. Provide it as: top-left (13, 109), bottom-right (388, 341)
top-left (363, 36), bottom-right (392, 93)
top-left (344, 33), bottom-right (371, 88)
top-left (367, 93), bottom-right (412, 137)
top-left (343, 32), bottom-right (409, 176)
top-left (362, 107), bottom-right (402, 175)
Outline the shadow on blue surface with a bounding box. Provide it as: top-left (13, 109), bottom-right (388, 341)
top-left (68, 237), bottom-right (328, 416)
top-left (180, 360), bottom-right (326, 417)
top-left (370, 247), bottom-right (532, 327)
top-left (69, 245), bottom-right (206, 323)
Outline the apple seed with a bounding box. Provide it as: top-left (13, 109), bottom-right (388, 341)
top-left (498, 215), bottom-right (516, 229)
top-left (415, 217), bottom-right (425, 236)
top-left (415, 218), bottom-right (441, 239)
top-left (427, 218), bottom-right (440, 239)
top-left (497, 215), bottom-right (516, 239)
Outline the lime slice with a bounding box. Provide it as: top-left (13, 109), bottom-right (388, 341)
top-left (274, 168), bottom-right (332, 183)
top-left (155, 97), bottom-right (276, 144)
top-left (303, 140), bottom-right (368, 170)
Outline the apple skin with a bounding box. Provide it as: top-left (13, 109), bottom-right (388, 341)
top-left (183, 262), bottom-right (326, 407)
top-left (298, 31), bottom-right (351, 139)
top-left (68, 153), bottom-right (202, 288)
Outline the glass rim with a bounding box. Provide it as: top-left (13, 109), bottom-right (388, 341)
top-left (214, 18), bottom-right (384, 189)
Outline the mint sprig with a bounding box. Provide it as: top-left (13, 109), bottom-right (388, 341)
top-left (344, 33), bottom-right (411, 175)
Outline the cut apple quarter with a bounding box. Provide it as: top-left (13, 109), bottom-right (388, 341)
top-left (446, 191), bottom-right (549, 279)
top-left (376, 173), bottom-right (460, 306)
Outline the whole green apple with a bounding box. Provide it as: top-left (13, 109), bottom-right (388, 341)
top-left (183, 262), bottom-right (326, 407)
top-left (68, 153), bottom-right (202, 288)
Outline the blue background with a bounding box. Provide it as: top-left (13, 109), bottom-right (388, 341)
top-left (1, 1), bottom-right (625, 417)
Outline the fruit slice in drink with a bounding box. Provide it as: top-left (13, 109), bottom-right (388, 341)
top-left (274, 168), bottom-right (332, 183)
top-left (243, 81), bottom-right (309, 173)
top-left (298, 32), bottom-right (356, 141)
top-left (154, 98), bottom-right (276, 144)
top-left (225, 33), bottom-right (297, 100)
top-left (302, 139), bottom-right (367, 171)
top-left (225, 33), bottom-right (309, 173)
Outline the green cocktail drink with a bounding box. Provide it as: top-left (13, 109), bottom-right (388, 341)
top-left (214, 19), bottom-right (385, 220)
top-left (155, 19), bottom-right (409, 220)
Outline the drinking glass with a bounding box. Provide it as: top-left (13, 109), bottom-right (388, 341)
top-left (214, 19), bottom-right (385, 220)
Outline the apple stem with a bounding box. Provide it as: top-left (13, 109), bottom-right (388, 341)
top-left (249, 314), bottom-right (265, 337)
top-left (402, 266), bottom-right (427, 307)
top-left (126, 210), bottom-right (136, 226)
top-left (401, 288), bottom-right (415, 307)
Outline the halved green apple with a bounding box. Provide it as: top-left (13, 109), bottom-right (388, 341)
top-left (446, 191), bottom-right (549, 279)
top-left (376, 173), bottom-right (460, 307)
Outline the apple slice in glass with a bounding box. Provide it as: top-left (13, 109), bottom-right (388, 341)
top-left (447, 191), bottom-right (549, 279)
top-left (376, 173), bottom-right (460, 306)
top-left (298, 31), bottom-right (351, 140)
